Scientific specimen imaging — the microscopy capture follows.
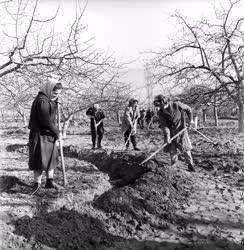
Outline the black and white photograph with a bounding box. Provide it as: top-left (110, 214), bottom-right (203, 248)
top-left (1, 0), bottom-right (244, 249)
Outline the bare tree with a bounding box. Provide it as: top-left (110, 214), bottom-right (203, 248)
top-left (150, 0), bottom-right (244, 132)
top-left (0, 0), bottom-right (131, 131)
top-left (58, 63), bottom-right (131, 136)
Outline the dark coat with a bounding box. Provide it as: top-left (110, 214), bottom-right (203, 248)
top-left (28, 82), bottom-right (59, 172)
top-left (158, 101), bottom-right (192, 152)
top-left (146, 110), bottom-right (154, 123)
top-left (86, 107), bottom-right (105, 131)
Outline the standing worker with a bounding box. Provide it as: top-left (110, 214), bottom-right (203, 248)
top-left (153, 95), bottom-right (195, 172)
top-left (138, 109), bottom-right (146, 129)
top-left (86, 103), bottom-right (105, 150)
top-left (146, 108), bottom-right (155, 129)
top-left (28, 78), bottom-right (63, 193)
top-left (121, 98), bottom-right (140, 151)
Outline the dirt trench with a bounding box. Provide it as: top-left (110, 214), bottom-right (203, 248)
top-left (63, 145), bottom-right (193, 222)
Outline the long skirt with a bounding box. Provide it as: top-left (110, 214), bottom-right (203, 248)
top-left (28, 130), bottom-right (59, 171)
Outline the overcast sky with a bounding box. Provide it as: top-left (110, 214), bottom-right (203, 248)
top-left (38, 0), bottom-right (242, 99)
top-left (40, 0), bottom-right (219, 69)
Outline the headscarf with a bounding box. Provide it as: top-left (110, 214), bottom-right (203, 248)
top-left (39, 81), bottom-right (60, 99)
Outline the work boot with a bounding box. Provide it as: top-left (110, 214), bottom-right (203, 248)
top-left (91, 146), bottom-right (96, 150)
top-left (171, 161), bottom-right (180, 168)
top-left (97, 142), bottom-right (102, 149)
top-left (188, 163), bottom-right (196, 172)
top-left (45, 179), bottom-right (60, 189)
top-left (134, 147), bottom-right (140, 151)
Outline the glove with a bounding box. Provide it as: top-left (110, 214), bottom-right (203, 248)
top-left (165, 136), bottom-right (171, 144)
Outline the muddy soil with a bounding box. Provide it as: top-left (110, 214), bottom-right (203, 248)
top-left (1, 125), bottom-right (244, 249)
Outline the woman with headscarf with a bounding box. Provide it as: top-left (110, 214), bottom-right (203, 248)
top-left (121, 98), bottom-right (140, 151)
top-left (28, 79), bottom-right (63, 193)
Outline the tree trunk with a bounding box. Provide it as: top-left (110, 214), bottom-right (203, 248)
top-left (194, 116), bottom-right (198, 129)
top-left (213, 102), bottom-right (219, 127)
top-left (116, 111), bottom-right (121, 124)
top-left (202, 109), bottom-right (207, 125)
top-left (238, 101), bottom-right (244, 133)
top-left (62, 118), bottom-right (71, 138)
top-left (22, 113), bottom-right (28, 127)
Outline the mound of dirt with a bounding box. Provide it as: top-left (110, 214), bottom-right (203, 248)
top-left (6, 144), bottom-right (28, 154)
top-left (4, 128), bottom-right (28, 135)
top-left (12, 207), bottom-right (120, 250)
top-left (64, 145), bottom-right (194, 238)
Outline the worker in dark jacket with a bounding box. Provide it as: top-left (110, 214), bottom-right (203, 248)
top-left (153, 95), bottom-right (195, 172)
top-left (146, 108), bottom-right (154, 128)
top-left (28, 79), bottom-right (63, 193)
top-left (138, 109), bottom-right (146, 129)
top-left (86, 103), bottom-right (105, 149)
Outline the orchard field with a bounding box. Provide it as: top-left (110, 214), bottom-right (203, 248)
top-left (1, 120), bottom-right (244, 250)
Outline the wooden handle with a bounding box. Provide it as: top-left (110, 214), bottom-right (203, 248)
top-left (191, 127), bottom-right (216, 144)
top-left (57, 101), bottom-right (67, 186)
top-left (140, 127), bottom-right (187, 166)
top-left (124, 119), bottom-right (137, 147)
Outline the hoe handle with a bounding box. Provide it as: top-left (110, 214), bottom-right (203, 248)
top-left (140, 127), bottom-right (187, 166)
top-left (57, 101), bottom-right (67, 186)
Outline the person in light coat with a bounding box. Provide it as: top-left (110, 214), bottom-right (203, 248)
top-left (121, 98), bottom-right (140, 151)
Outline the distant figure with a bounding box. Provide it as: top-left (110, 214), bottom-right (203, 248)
top-left (28, 79), bottom-right (63, 193)
top-left (121, 98), bottom-right (140, 151)
top-left (86, 104), bottom-right (105, 150)
top-left (138, 109), bottom-right (146, 129)
top-left (153, 95), bottom-right (195, 172)
top-left (146, 109), bottom-right (154, 128)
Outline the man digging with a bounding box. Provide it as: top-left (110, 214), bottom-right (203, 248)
top-left (153, 94), bottom-right (195, 172)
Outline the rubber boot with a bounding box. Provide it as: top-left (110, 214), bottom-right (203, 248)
top-left (134, 146), bottom-right (140, 151)
top-left (188, 163), bottom-right (196, 172)
top-left (97, 140), bottom-right (102, 149)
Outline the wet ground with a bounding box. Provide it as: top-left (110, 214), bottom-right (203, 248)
top-left (1, 124), bottom-right (244, 249)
